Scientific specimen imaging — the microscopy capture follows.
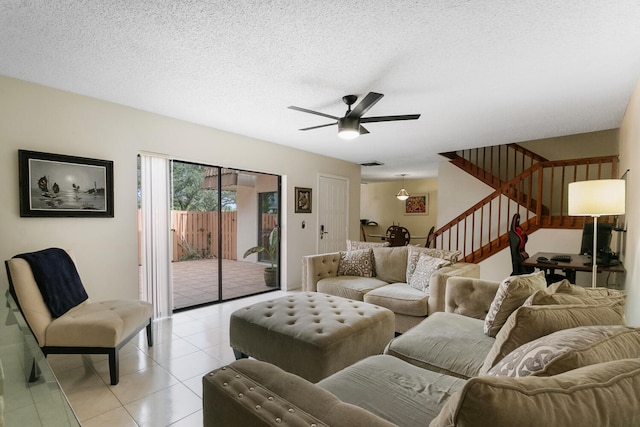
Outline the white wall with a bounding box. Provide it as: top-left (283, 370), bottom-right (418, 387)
top-left (0, 75), bottom-right (362, 299)
top-left (619, 76), bottom-right (640, 326)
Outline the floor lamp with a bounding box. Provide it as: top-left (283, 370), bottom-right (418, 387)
top-left (568, 179), bottom-right (626, 288)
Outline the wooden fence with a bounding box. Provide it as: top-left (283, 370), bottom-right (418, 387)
top-left (171, 211), bottom-right (278, 262)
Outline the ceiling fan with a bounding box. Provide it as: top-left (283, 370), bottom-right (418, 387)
top-left (288, 92), bottom-right (421, 140)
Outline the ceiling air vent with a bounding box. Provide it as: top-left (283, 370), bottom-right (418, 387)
top-left (359, 161), bottom-right (384, 167)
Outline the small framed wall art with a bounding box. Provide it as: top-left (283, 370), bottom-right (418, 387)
top-left (404, 194), bottom-right (428, 215)
top-left (19, 150), bottom-right (114, 218)
top-left (295, 187), bottom-right (312, 213)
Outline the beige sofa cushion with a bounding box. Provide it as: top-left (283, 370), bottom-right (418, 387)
top-left (487, 325), bottom-right (640, 377)
top-left (431, 358), bottom-right (640, 427)
top-left (480, 302), bottom-right (626, 374)
top-left (385, 312), bottom-right (494, 379)
top-left (483, 271), bottom-right (546, 337)
top-left (372, 246), bottom-right (409, 283)
top-left (364, 283), bottom-right (429, 317)
top-left (319, 355), bottom-right (465, 427)
top-left (317, 276), bottom-right (389, 301)
top-left (337, 248), bottom-right (374, 277)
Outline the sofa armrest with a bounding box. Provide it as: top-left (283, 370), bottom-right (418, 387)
top-left (444, 277), bottom-right (500, 320)
top-left (301, 252), bottom-right (341, 292)
top-left (203, 359), bottom-right (397, 427)
top-left (428, 262), bottom-right (480, 315)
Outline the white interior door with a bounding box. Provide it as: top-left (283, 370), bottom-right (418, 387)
top-left (318, 175), bottom-right (349, 253)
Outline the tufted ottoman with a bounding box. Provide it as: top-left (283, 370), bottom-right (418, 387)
top-left (229, 292), bottom-right (395, 382)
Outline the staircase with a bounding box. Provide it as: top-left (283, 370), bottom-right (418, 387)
top-left (435, 145), bottom-right (619, 263)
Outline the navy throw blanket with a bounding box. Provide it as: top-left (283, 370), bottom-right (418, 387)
top-left (14, 248), bottom-right (89, 318)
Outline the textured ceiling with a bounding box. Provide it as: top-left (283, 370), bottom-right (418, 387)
top-left (1, 1), bottom-right (640, 183)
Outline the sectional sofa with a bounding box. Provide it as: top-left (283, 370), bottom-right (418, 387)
top-left (301, 244), bottom-right (480, 332)
top-left (203, 272), bottom-right (640, 426)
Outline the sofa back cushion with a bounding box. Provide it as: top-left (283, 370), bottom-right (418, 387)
top-left (337, 249), bottom-right (375, 277)
top-left (483, 271), bottom-right (546, 337)
top-left (480, 302), bottom-right (626, 374)
top-left (487, 325), bottom-right (640, 377)
top-left (372, 246), bottom-right (408, 283)
top-left (430, 359), bottom-right (640, 427)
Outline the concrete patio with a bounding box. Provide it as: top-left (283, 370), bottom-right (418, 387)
top-left (172, 258), bottom-right (276, 310)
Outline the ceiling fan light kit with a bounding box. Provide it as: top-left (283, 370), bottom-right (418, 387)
top-left (337, 116), bottom-right (360, 139)
top-left (289, 92), bottom-right (420, 139)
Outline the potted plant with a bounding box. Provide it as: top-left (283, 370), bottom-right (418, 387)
top-left (243, 226), bottom-right (279, 287)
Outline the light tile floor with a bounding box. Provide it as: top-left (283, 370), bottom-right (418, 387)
top-left (49, 290), bottom-right (296, 426)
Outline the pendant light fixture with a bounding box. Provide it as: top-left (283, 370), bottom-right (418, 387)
top-left (396, 174), bottom-right (410, 200)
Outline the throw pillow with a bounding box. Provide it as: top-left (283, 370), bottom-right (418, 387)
top-left (487, 325), bottom-right (640, 377)
top-left (405, 245), bottom-right (461, 283)
top-left (483, 271), bottom-right (546, 337)
top-left (546, 280), bottom-right (626, 299)
top-left (337, 249), bottom-right (374, 277)
top-left (431, 359), bottom-right (640, 427)
top-left (524, 290), bottom-right (626, 307)
top-left (480, 302), bottom-right (626, 374)
top-left (346, 239), bottom-right (390, 251)
top-left (408, 253), bottom-right (451, 293)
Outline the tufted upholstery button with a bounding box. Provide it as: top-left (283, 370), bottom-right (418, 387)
top-left (221, 367), bottom-right (227, 370)
top-left (223, 382), bottom-right (228, 387)
top-left (268, 396), bottom-right (274, 401)
top-left (275, 418), bottom-right (282, 423)
top-left (316, 328), bottom-right (323, 334)
top-left (235, 374), bottom-right (240, 378)
top-left (249, 387), bottom-right (255, 391)
top-left (255, 405), bottom-right (262, 410)
top-left (288, 408), bottom-right (295, 413)
top-left (287, 320), bottom-right (296, 325)
top-left (238, 393), bottom-right (244, 398)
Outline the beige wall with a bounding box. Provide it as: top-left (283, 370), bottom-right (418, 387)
top-left (360, 178), bottom-right (438, 245)
top-left (619, 76), bottom-right (640, 326)
top-left (0, 75), bottom-right (362, 299)
top-left (518, 129), bottom-right (619, 160)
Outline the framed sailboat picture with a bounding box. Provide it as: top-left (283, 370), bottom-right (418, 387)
top-left (18, 150), bottom-right (114, 218)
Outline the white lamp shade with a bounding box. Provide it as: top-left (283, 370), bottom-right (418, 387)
top-left (568, 179), bottom-right (626, 216)
top-left (396, 188), bottom-right (410, 200)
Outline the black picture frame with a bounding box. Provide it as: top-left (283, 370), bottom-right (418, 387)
top-left (295, 187), bottom-right (312, 213)
top-left (19, 150), bottom-right (114, 218)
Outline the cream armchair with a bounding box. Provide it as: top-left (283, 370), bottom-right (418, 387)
top-left (4, 248), bottom-right (153, 385)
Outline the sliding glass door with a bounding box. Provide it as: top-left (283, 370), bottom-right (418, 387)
top-left (139, 156), bottom-right (280, 313)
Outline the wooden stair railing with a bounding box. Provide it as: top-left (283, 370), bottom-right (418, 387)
top-left (432, 155), bottom-right (619, 263)
top-left (441, 143), bottom-right (548, 189)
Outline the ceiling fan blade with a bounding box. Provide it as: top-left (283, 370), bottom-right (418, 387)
top-left (347, 92), bottom-right (384, 118)
top-left (359, 125), bottom-right (370, 135)
top-left (299, 122), bottom-right (337, 131)
top-left (288, 105), bottom-right (340, 120)
top-left (360, 114), bottom-right (421, 123)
